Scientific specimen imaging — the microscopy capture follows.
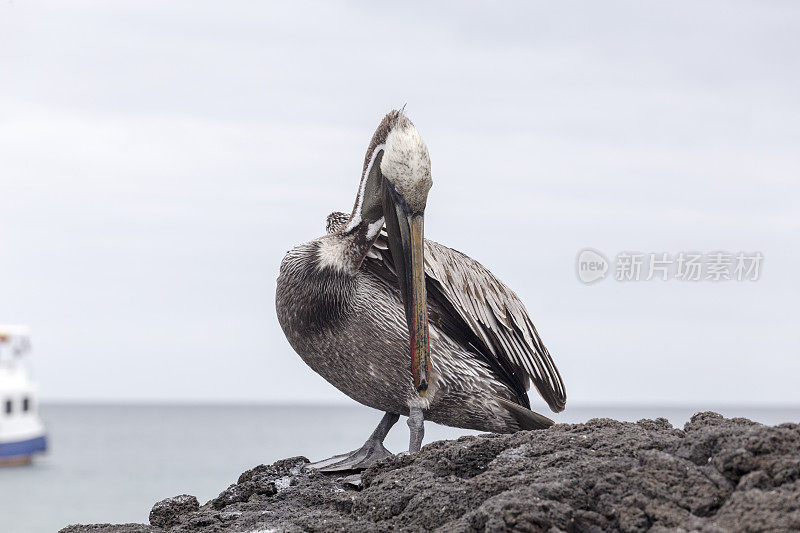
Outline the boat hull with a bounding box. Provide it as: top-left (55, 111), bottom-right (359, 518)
top-left (0, 435), bottom-right (47, 466)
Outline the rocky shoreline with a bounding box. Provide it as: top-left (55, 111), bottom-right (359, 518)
top-left (60, 412), bottom-right (800, 532)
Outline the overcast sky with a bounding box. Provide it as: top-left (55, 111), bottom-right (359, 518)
top-left (1, 1), bottom-right (798, 411)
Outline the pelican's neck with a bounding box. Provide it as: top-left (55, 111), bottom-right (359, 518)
top-left (316, 145), bottom-right (385, 274)
top-left (315, 215), bottom-right (383, 276)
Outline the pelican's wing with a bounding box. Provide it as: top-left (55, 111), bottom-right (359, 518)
top-left (325, 211), bottom-right (566, 412)
top-left (374, 233), bottom-right (566, 413)
top-left (424, 240), bottom-right (566, 412)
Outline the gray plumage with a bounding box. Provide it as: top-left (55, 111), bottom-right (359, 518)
top-left (276, 214), bottom-right (565, 434)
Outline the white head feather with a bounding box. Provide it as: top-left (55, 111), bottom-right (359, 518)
top-left (380, 114), bottom-right (432, 214)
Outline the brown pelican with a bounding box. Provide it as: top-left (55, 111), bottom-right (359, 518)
top-left (276, 110), bottom-right (566, 471)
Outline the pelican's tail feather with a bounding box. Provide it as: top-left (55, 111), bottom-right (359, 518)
top-left (496, 397), bottom-right (554, 431)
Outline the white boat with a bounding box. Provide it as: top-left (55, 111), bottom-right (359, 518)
top-left (0, 325), bottom-right (47, 466)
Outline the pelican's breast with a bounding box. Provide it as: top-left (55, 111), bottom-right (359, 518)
top-left (275, 240), bottom-right (421, 415)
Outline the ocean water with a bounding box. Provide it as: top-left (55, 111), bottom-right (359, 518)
top-left (1, 404), bottom-right (799, 533)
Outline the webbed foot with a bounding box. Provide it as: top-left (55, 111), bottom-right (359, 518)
top-left (307, 438), bottom-right (394, 472)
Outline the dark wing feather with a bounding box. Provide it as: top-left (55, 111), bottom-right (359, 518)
top-left (370, 228), bottom-right (566, 413)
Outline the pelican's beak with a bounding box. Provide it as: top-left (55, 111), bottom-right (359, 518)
top-left (382, 179), bottom-right (430, 394)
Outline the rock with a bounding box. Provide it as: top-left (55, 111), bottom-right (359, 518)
top-left (149, 495), bottom-right (200, 528)
top-left (60, 525), bottom-right (161, 533)
top-left (60, 412), bottom-right (800, 532)
top-left (210, 456), bottom-right (308, 509)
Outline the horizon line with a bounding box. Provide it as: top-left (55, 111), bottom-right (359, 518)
top-left (36, 399), bottom-right (800, 409)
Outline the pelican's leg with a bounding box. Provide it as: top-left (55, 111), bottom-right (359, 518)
top-left (309, 412), bottom-right (399, 472)
top-left (408, 406), bottom-right (425, 453)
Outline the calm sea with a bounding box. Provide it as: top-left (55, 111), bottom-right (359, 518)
top-left (1, 404), bottom-right (798, 533)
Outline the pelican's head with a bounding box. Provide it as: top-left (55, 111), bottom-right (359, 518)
top-left (379, 113), bottom-right (433, 215)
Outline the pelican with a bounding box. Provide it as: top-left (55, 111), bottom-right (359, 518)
top-left (276, 110), bottom-right (566, 471)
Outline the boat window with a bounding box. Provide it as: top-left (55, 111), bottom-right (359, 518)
top-left (4, 399), bottom-right (11, 415)
top-left (22, 397), bottom-right (30, 412)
